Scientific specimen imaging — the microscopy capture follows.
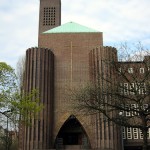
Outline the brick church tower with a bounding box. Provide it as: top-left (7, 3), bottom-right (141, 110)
top-left (19, 0), bottom-right (122, 150)
top-left (39, 0), bottom-right (61, 34)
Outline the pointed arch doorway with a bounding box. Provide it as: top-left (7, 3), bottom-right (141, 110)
top-left (55, 115), bottom-right (91, 149)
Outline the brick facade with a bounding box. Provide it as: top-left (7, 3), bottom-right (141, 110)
top-left (19, 0), bottom-right (150, 150)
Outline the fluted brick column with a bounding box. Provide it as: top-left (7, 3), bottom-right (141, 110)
top-left (89, 46), bottom-right (122, 150)
top-left (21, 47), bottom-right (54, 150)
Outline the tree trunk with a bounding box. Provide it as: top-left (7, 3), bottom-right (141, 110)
top-left (142, 128), bottom-right (148, 150)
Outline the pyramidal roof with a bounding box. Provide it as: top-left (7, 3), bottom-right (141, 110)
top-left (43, 22), bottom-right (100, 33)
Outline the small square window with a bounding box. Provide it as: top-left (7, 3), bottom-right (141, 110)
top-left (128, 68), bottom-right (133, 73)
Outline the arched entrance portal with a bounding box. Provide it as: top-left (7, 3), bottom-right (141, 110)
top-left (55, 115), bottom-right (90, 149)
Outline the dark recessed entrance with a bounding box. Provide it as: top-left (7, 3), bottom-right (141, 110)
top-left (55, 115), bottom-right (90, 149)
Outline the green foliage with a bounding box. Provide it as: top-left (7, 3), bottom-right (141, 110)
top-left (11, 89), bottom-right (43, 125)
top-left (0, 62), bottom-right (43, 127)
top-left (0, 62), bottom-right (17, 109)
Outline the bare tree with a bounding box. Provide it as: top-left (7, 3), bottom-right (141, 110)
top-left (72, 43), bottom-right (150, 150)
top-left (16, 56), bottom-right (26, 91)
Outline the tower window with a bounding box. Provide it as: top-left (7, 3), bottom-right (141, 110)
top-left (43, 7), bottom-right (56, 26)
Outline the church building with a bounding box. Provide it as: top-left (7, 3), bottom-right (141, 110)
top-left (19, 0), bottom-right (150, 150)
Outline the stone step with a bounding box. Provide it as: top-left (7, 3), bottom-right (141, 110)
top-left (64, 144), bottom-right (82, 149)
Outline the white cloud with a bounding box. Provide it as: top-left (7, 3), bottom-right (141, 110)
top-left (0, 0), bottom-right (150, 68)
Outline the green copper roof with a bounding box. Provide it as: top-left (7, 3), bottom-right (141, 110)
top-left (43, 22), bottom-right (100, 33)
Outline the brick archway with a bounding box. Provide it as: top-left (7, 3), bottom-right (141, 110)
top-left (54, 115), bottom-right (91, 149)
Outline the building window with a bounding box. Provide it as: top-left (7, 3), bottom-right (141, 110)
top-left (148, 128), bottom-right (150, 139)
top-left (127, 127), bottom-right (132, 139)
top-left (119, 83), bottom-right (123, 94)
top-left (118, 68), bottom-right (121, 73)
top-left (135, 83), bottom-right (146, 95)
top-left (140, 68), bottom-right (144, 73)
top-left (143, 104), bottom-right (148, 111)
top-left (136, 104), bottom-right (139, 116)
top-left (140, 129), bottom-right (143, 139)
top-left (124, 83), bottom-right (128, 95)
top-left (128, 68), bottom-right (133, 73)
top-left (131, 104), bottom-right (137, 116)
top-left (133, 128), bottom-right (138, 139)
top-left (122, 127), bottom-right (126, 139)
top-left (125, 104), bottom-right (130, 116)
top-left (130, 83), bottom-right (135, 95)
top-left (140, 83), bottom-right (146, 94)
top-left (135, 83), bottom-right (139, 94)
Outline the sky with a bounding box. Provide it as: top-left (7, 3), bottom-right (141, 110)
top-left (0, 0), bottom-right (150, 68)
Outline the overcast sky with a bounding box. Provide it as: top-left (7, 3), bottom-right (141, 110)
top-left (0, 0), bottom-right (150, 68)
